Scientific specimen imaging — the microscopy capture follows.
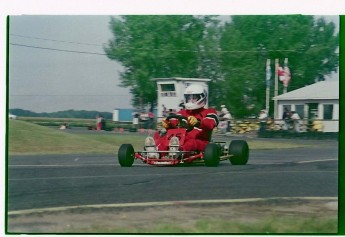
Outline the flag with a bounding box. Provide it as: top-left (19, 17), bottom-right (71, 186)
top-left (277, 58), bottom-right (291, 87)
top-left (277, 66), bottom-right (285, 79)
top-left (283, 64), bottom-right (291, 87)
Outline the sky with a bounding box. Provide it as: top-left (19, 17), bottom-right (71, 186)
top-left (9, 15), bottom-right (131, 113)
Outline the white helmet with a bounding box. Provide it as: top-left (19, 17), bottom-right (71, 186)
top-left (184, 84), bottom-right (207, 110)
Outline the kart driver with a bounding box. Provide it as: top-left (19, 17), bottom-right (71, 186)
top-left (145, 84), bottom-right (219, 158)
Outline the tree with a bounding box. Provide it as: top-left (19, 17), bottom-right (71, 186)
top-left (104, 15), bottom-right (338, 118)
top-left (218, 15), bottom-right (338, 117)
top-left (104, 15), bottom-right (220, 109)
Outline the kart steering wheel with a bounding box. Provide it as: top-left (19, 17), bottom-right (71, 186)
top-left (165, 114), bottom-right (194, 132)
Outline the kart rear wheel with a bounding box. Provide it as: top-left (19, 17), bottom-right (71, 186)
top-left (229, 140), bottom-right (249, 165)
top-left (118, 144), bottom-right (135, 167)
top-left (204, 143), bottom-right (220, 167)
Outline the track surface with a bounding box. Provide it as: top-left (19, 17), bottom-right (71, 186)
top-left (7, 138), bottom-right (338, 212)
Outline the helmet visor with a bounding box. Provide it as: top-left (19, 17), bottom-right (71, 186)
top-left (184, 94), bottom-right (201, 103)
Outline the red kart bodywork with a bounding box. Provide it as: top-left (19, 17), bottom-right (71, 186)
top-left (118, 114), bottom-right (249, 167)
top-left (135, 128), bottom-right (205, 166)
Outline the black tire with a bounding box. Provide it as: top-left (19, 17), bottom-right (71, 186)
top-left (229, 140), bottom-right (249, 165)
top-left (204, 143), bottom-right (220, 167)
top-left (118, 144), bottom-right (135, 167)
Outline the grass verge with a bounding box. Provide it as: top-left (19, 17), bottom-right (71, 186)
top-left (79, 216), bottom-right (337, 233)
top-left (8, 120), bottom-right (311, 155)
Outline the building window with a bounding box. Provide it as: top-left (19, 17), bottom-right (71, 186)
top-left (295, 105), bottom-right (304, 119)
top-left (160, 84), bottom-right (176, 97)
top-left (161, 84), bottom-right (175, 91)
top-left (283, 105), bottom-right (291, 112)
top-left (323, 104), bottom-right (333, 120)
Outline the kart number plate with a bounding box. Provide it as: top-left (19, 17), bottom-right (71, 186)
top-left (153, 161), bottom-right (174, 165)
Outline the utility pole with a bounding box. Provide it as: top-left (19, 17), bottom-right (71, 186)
top-left (265, 59), bottom-right (271, 114)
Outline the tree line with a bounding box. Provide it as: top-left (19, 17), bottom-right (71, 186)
top-left (9, 109), bottom-right (113, 119)
top-left (104, 15), bottom-right (338, 118)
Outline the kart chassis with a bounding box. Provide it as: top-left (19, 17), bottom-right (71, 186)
top-left (135, 141), bottom-right (234, 166)
top-left (118, 114), bottom-right (249, 167)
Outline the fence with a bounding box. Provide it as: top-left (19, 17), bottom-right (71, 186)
top-left (155, 117), bottom-right (338, 134)
top-left (218, 118), bottom-right (338, 134)
top-left (16, 116), bottom-right (338, 137)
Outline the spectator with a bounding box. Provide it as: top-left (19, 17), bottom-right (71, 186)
top-left (258, 109), bottom-right (268, 133)
top-left (283, 107), bottom-right (292, 130)
top-left (100, 115), bottom-right (106, 130)
top-left (290, 111), bottom-right (301, 132)
top-left (132, 111), bottom-right (140, 129)
top-left (162, 104), bottom-right (168, 117)
top-left (218, 108), bottom-right (232, 134)
top-left (223, 109), bottom-right (233, 133)
top-left (219, 105), bottom-right (228, 118)
top-left (96, 115), bottom-right (102, 131)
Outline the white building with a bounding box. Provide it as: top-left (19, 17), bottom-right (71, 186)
top-left (273, 80), bottom-right (339, 132)
top-left (152, 77), bottom-right (211, 119)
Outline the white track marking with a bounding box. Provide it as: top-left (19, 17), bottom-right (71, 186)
top-left (296, 159), bottom-right (338, 164)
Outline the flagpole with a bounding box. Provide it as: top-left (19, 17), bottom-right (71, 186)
top-left (274, 58), bottom-right (279, 119)
top-left (265, 59), bottom-right (271, 114)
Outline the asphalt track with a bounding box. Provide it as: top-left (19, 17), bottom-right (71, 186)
top-left (7, 137), bottom-right (338, 214)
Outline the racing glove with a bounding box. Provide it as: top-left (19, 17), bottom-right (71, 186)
top-left (187, 116), bottom-right (200, 127)
top-left (162, 119), bottom-right (170, 129)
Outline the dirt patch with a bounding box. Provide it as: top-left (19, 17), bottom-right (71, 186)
top-left (7, 198), bottom-right (338, 234)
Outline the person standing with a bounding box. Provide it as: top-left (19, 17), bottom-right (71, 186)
top-left (258, 109), bottom-right (268, 133)
top-left (162, 104), bottom-right (168, 117)
top-left (290, 111), bottom-right (301, 132)
top-left (223, 109), bottom-right (233, 133)
top-left (218, 107), bottom-right (232, 134)
top-left (132, 111), bottom-right (140, 129)
top-left (100, 115), bottom-right (106, 130)
top-left (220, 105), bottom-right (228, 117)
top-left (283, 107), bottom-right (292, 130)
top-left (96, 115), bottom-right (102, 131)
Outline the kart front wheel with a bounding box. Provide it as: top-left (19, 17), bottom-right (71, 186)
top-left (118, 144), bottom-right (135, 167)
top-left (204, 143), bottom-right (220, 167)
top-left (229, 140), bottom-right (249, 165)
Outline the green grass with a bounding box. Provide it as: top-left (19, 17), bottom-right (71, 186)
top-left (66, 216), bottom-right (337, 233)
top-left (8, 120), bottom-right (310, 155)
top-left (7, 120), bottom-right (143, 155)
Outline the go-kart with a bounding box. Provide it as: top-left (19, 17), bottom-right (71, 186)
top-left (118, 114), bottom-right (249, 167)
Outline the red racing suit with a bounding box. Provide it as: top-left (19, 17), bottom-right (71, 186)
top-left (153, 107), bottom-right (219, 152)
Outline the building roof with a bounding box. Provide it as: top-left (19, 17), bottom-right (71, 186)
top-left (273, 80), bottom-right (339, 101)
top-left (152, 77), bottom-right (211, 82)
